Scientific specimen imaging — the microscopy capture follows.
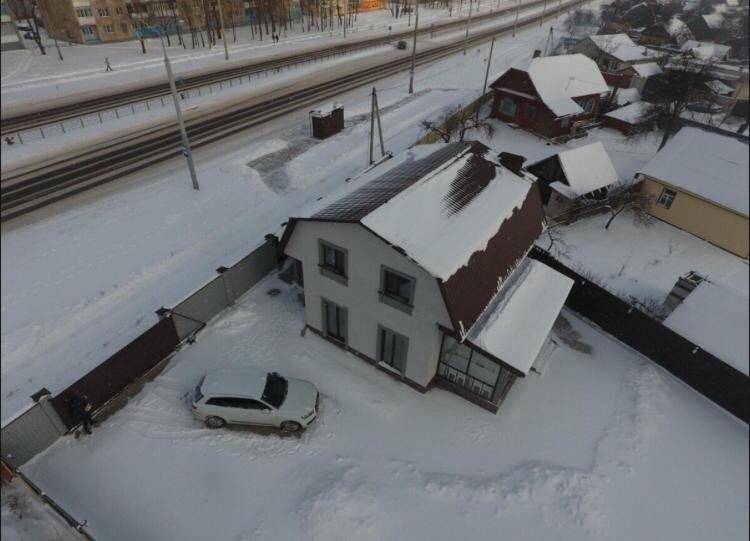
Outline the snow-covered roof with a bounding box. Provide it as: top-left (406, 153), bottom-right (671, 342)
top-left (705, 79), bottom-right (735, 95)
top-left (614, 86), bottom-right (641, 105)
top-left (701, 12), bottom-right (724, 29)
top-left (664, 281), bottom-right (749, 376)
top-left (725, 0), bottom-right (739, 7)
top-left (361, 143), bottom-right (534, 281)
top-left (666, 17), bottom-right (692, 38)
top-left (523, 54), bottom-right (609, 117)
top-left (466, 259), bottom-right (573, 376)
top-left (681, 40), bottom-right (731, 60)
top-left (548, 142), bottom-right (620, 198)
top-left (605, 101), bottom-right (653, 123)
top-left (631, 62), bottom-right (662, 77)
top-left (590, 34), bottom-right (659, 62)
top-left (639, 127), bottom-right (749, 216)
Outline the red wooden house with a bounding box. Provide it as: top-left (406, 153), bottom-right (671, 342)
top-left (489, 54), bottom-right (609, 140)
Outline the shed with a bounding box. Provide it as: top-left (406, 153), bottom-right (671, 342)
top-left (604, 101), bottom-right (655, 134)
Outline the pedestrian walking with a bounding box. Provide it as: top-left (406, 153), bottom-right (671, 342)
top-left (105, 57), bottom-right (113, 72)
top-left (67, 393), bottom-right (95, 435)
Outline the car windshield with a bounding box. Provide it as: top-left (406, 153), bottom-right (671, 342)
top-left (262, 372), bottom-right (288, 409)
top-left (194, 376), bottom-right (205, 403)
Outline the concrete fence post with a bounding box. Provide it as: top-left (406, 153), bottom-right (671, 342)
top-left (217, 266), bottom-right (235, 306)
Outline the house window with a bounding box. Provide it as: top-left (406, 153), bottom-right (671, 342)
top-left (500, 96), bottom-right (517, 117)
top-left (103, 24), bottom-right (113, 33)
top-left (524, 104), bottom-right (537, 119)
top-left (318, 240), bottom-right (347, 284)
top-left (437, 334), bottom-right (517, 404)
top-left (97, 7), bottom-right (110, 16)
top-left (582, 98), bottom-right (595, 114)
top-left (322, 298), bottom-right (347, 343)
top-left (560, 117), bottom-right (571, 128)
top-left (379, 266), bottom-right (415, 314)
top-left (76, 7), bottom-right (92, 17)
top-left (377, 326), bottom-right (409, 373)
top-left (121, 23), bottom-right (128, 32)
top-left (81, 25), bottom-right (96, 36)
top-left (116, 7), bottom-right (124, 14)
top-left (657, 188), bottom-right (677, 209)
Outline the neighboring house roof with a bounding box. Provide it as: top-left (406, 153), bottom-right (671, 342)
top-left (664, 281), bottom-right (749, 376)
top-left (666, 17), bottom-right (692, 39)
top-left (284, 141), bottom-right (546, 338)
top-left (639, 127), bottom-right (749, 216)
top-left (511, 54), bottom-right (609, 117)
top-left (701, 12), bottom-right (724, 29)
top-left (605, 101), bottom-right (654, 123)
top-left (465, 259), bottom-right (573, 376)
top-left (681, 40), bottom-right (731, 59)
top-left (630, 61), bottom-right (662, 77)
top-left (589, 33), bottom-right (657, 62)
top-left (546, 142), bottom-right (620, 198)
top-left (705, 79), bottom-right (735, 95)
top-left (613, 86), bottom-right (641, 105)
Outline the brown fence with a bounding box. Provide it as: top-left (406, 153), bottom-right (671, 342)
top-left (51, 316), bottom-right (180, 429)
top-left (531, 247), bottom-right (749, 423)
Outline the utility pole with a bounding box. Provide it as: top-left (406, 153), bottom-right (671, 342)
top-left (369, 88), bottom-right (386, 165)
top-left (463, 0), bottom-right (473, 55)
top-left (408, 0), bottom-right (419, 94)
top-left (512, 0), bottom-right (520, 37)
top-left (160, 36), bottom-right (200, 191)
top-left (540, 0), bottom-right (548, 26)
top-left (217, 0), bottom-right (229, 60)
top-left (477, 36), bottom-right (495, 122)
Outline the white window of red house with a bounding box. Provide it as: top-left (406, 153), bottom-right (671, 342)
top-left (582, 98), bottom-right (595, 114)
top-left (500, 97), bottom-right (517, 117)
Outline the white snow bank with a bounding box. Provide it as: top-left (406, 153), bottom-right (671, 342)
top-left (638, 126), bottom-right (749, 216)
top-left (524, 54), bottom-right (609, 117)
top-left (362, 144), bottom-right (533, 281)
top-left (664, 281), bottom-right (749, 375)
top-left (467, 259), bottom-right (573, 375)
top-left (552, 141), bottom-right (620, 197)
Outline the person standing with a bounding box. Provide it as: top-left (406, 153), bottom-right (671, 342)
top-left (68, 393), bottom-right (95, 434)
top-left (105, 57), bottom-right (113, 72)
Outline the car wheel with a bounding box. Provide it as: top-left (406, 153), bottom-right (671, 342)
top-left (280, 421), bottom-right (302, 433)
top-left (204, 416), bottom-right (226, 429)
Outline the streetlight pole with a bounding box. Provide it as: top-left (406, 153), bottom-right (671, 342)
top-left (539, 0), bottom-right (548, 26)
top-left (160, 36), bottom-right (200, 191)
top-left (217, 0), bottom-right (229, 60)
top-left (463, 0), bottom-right (473, 55)
top-left (512, 0), bottom-right (520, 37)
top-left (408, 0), bottom-right (419, 94)
top-left (477, 36), bottom-right (495, 122)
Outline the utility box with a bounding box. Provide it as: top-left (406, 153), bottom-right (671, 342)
top-left (397, 40), bottom-right (407, 50)
top-left (310, 106), bottom-right (344, 139)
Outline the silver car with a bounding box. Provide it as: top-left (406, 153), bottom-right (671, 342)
top-left (192, 366), bottom-right (319, 432)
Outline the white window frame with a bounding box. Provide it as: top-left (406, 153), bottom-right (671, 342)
top-left (500, 96), bottom-right (517, 117)
top-left (657, 188), bottom-right (677, 209)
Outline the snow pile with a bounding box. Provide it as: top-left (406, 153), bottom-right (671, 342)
top-left (551, 141), bottom-right (620, 198)
top-left (664, 281), bottom-right (749, 376)
top-left (605, 101), bottom-right (653, 123)
top-left (524, 54), bottom-right (609, 117)
top-left (639, 126), bottom-right (749, 216)
top-left (362, 144), bottom-right (534, 281)
top-left (631, 62), bottom-right (662, 77)
top-left (467, 259), bottom-right (573, 375)
top-left (589, 34), bottom-right (658, 62)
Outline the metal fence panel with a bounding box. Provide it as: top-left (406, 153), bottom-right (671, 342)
top-left (172, 276), bottom-right (228, 328)
top-left (1, 399), bottom-right (65, 468)
top-left (225, 241), bottom-right (278, 303)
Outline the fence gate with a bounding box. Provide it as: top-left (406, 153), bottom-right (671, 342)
top-left (1, 394), bottom-right (67, 469)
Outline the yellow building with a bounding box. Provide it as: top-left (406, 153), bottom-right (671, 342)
top-left (638, 126), bottom-right (749, 258)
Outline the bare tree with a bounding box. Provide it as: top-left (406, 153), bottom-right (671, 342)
top-left (7, 0), bottom-right (45, 54)
top-left (421, 104), bottom-right (496, 142)
top-left (644, 57), bottom-right (715, 149)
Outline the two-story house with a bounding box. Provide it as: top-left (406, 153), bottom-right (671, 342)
top-left (489, 53), bottom-right (609, 140)
top-left (281, 141), bottom-right (574, 412)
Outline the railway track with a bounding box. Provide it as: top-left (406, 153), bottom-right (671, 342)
top-left (0, 0), bottom-right (587, 222)
top-left (0, 0), bottom-right (551, 135)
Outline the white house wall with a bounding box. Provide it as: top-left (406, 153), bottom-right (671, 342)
top-left (284, 221), bottom-right (453, 387)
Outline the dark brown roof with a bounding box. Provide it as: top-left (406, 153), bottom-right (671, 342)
top-left (313, 141), bottom-right (478, 222)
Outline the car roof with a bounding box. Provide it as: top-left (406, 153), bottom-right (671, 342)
top-left (201, 366), bottom-right (268, 399)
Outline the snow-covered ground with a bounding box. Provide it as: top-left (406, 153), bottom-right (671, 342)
top-left (0, 15), bottom-right (565, 424)
top-left (539, 208), bottom-right (749, 310)
top-left (20, 274), bottom-right (749, 541)
top-left (1, 479), bottom-right (81, 541)
top-left (0, 0), bottom-right (525, 111)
